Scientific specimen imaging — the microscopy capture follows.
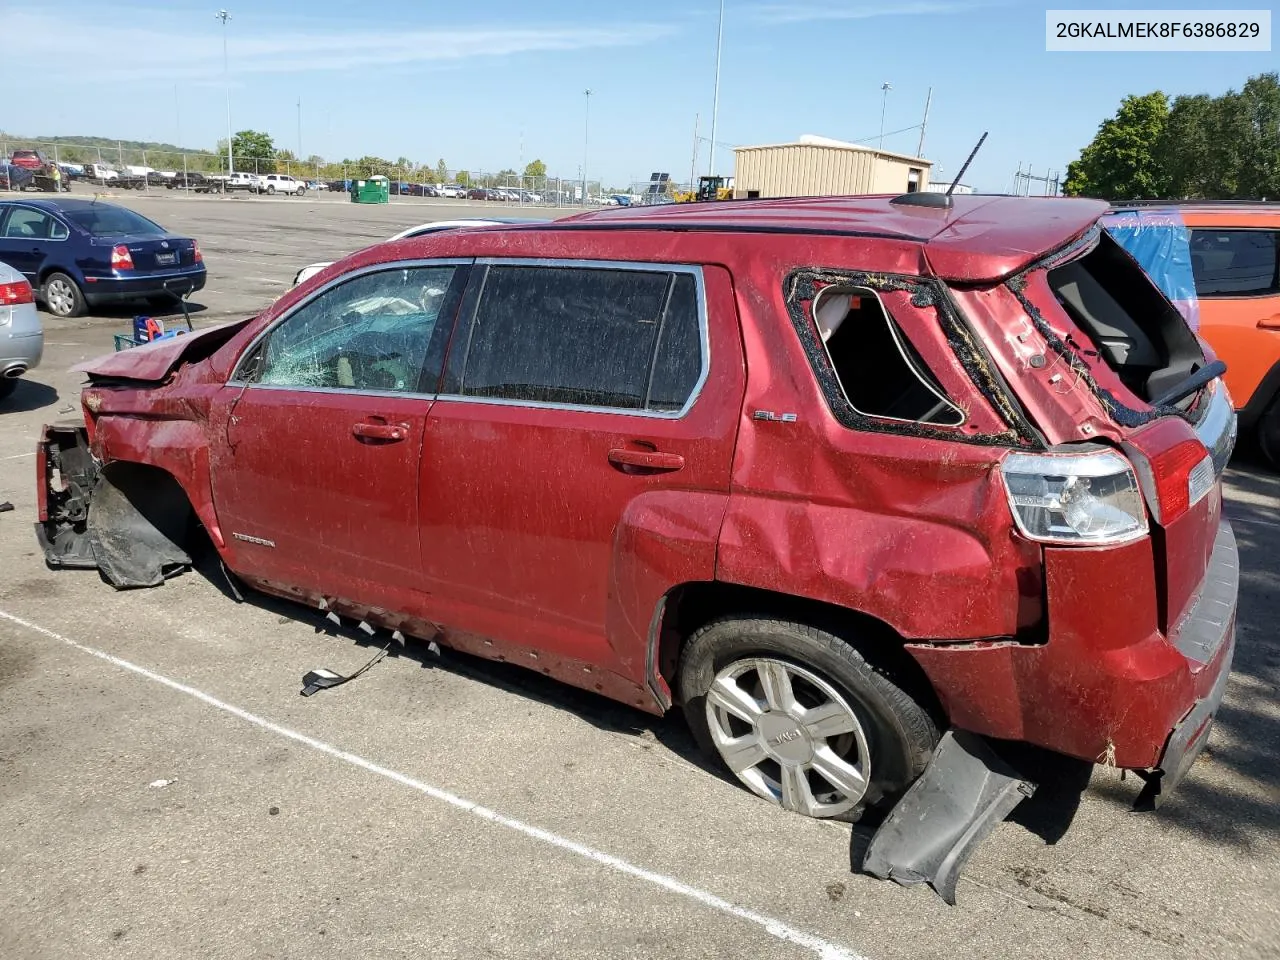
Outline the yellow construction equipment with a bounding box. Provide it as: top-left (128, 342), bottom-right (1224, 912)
top-left (675, 175), bottom-right (734, 203)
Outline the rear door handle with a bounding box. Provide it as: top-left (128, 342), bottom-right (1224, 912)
top-left (608, 448), bottom-right (685, 473)
top-left (352, 420), bottom-right (408, 442)
top-left (1258, 315), bottom-right (1280, 331)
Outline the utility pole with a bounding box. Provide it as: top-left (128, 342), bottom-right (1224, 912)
top-left (215, 9), bottom-right (233, 174)
top-left (297, 97), bottom-right (302, 161)
top-left (690, 112), bottom-right (700, 196)
top-left (582, 89), bottom-right (592, 203)
top-left (878, 81), bottom-right (892, 151)
top-left (708, 0), bottom-right (724, 177)
top-left (916, 87), bottom-right (932, 158)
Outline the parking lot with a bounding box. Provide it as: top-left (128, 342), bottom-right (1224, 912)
top-left (0, 193), bottom-right (1278, 960)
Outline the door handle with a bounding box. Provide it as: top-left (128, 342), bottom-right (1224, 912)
top-left (352, 419), bottom-right (408, 442)
top-left (608, 448), bottom-right (685, 473)
top-left (1258, 315), bottom-right (1280, 331)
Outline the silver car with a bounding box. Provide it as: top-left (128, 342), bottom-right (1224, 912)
top-left (0, 259), bottom-right (44, 399)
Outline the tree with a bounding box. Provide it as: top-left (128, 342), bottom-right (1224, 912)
top-left (435, 159), bottom-right (448, 183)
top-left (523, 159), bottom-right (547, 179)
top-left (457, 170), bottom-right (472, 187)
top-left (1064, 92), bottom-right (1169, 200)
top-left (1157, 93), bottom-right (1216, 198)
top-left (230, 129), bottom-right (277, 174)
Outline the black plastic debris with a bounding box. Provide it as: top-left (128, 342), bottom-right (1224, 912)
top-left (0, 502), bottom-right (13, 513)
top-left (859, 730), bottom-right (1037, 905)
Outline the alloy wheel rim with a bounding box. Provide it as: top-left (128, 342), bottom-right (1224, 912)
top-left (46, 279), bottom-right (74, 315)
top-left (705, 657), bottom-right (870, 818)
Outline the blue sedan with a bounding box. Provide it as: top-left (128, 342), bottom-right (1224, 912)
top-left (0, 198), bottom-right (206, 317)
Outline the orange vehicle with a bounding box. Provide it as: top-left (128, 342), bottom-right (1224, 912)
top-left (1107, 202), bottom-right (1280, 467)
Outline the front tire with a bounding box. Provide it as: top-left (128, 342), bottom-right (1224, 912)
top-left (677, 617), bottom-right (939, 822)
top-left (266, 185), bottom-right (275, 195)
top-left (296, 186), bottom-right (306, 196)
top-left (43, 272), bottom-right (86, 318)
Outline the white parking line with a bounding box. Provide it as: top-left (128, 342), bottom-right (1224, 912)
top-left (0, 607), bottom-right (866, 960)
top-left (1, 452), bottom-right (34, 460)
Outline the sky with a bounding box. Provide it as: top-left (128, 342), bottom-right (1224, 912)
top-left (2, 1), bottom-right (1275, 191)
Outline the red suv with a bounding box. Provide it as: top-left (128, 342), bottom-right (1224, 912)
top-left (37, 195), bottom-right (1238, 831)
top-left (10, 150), bottom-right (50, 171)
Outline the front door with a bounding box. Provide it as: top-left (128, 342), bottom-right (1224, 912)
top-left (418, 260), bottom-right (743, 679)
top-left (210, 262), bottom-right (466, 616)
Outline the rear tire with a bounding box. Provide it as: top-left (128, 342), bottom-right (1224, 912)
top-left (43, 272), bottom-right (86, 318)
top-left (1259, 395), bottom-right (1280, 470)
top-left (677, 617), bottom-right (939, 822)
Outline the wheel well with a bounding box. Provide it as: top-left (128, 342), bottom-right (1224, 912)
top-left (656, 581), bottom-right (948, 725)
top-left (37, 265), bottom-right (76, 288)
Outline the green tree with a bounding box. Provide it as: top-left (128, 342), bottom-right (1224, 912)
top-left (1063, 92), bottom-right (1170, 200)
top-left (230, 129), bottom-right (277, 174)
top-left (435, 159), bottom-right (448, 183)
top-left (523, 159), bottom-right (547, 179)
top-left (1157, 93), bottom-right (1216, 198)
top-left (456, 170), bottom-right (472, 187)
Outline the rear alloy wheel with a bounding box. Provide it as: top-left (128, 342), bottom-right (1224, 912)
top-left (43, 272), bottom-right (85, 318)
top-left (678, 617), bottom-right (939, 821)
top-left (1259, 396), bottom-right (1280, 470)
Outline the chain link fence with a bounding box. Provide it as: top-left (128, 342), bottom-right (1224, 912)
top-left (0, 138), bottom-right (686, 207)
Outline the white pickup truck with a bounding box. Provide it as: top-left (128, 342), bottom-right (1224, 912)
top-left (255, 173), bottom-right (307, 196)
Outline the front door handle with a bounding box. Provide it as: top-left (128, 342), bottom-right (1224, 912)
top-left (1258, 315), bottom-right (1280, 331)
top-left (352, 419), bottom-right (408, 442)
top-left (608, 448), bottom-right (685, 473)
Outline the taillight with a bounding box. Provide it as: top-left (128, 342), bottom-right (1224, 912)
top-left (1000, 447), bottom-right (1149, 546)
top-left (1126, 437), bottom-right (1214, 527)
top-left (0, 279), bottom-right (34, 306)
top-left (193, 240), bottom-right (203, 263)
top-left (111, 245), bottom-right (135, 270)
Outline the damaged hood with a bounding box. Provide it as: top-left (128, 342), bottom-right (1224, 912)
top-left (74, 318), bottom-right (254, 383)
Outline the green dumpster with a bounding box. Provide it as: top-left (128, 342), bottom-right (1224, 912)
top-left (351, 175), bottom-right (390, 204)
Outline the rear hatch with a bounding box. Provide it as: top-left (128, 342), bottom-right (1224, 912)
top-left (952, 224), bottom-right (1236, 648)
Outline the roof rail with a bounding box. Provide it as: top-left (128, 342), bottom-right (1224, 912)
top-left (1109, 198), bottom-right (1277, 207)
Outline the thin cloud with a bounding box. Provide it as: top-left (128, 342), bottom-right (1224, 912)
top-left (9, 11), bottom-right (675, 82)
top-left (748, 1), bottom-right (999, 24)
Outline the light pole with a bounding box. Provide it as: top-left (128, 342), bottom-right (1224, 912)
top-left (215, 9), bottom-right (233, 174)
top-left (582, 88), bottom-right (592, 204)
top-left (878, 81), bottom-right (892, 152)
top-left (708, 0), bottom-right (724, 178)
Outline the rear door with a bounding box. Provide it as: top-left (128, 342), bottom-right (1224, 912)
top-left (1188, 221), bottom-right (1280, 411)
top-left (0, 205), bottom-right (67, 282)
top-left (210, 261), bottom-right (468, 615)
top-left (418, 259), bottom-right (743, 678)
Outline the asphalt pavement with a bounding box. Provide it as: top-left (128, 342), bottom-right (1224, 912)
top-left (0, 191), bottom-right (1277, 960)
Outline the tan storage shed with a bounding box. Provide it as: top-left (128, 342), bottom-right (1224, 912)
top-left (732, 135), bottom-right (933, 199)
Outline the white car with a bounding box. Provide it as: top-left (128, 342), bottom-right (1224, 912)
top-left (438, 184), bottom-right (466, 198)
top-left (256, 174), bottom-right (307, 196)
top-left (290, 218), bottom-right (543, 288)
top-left (0, 260), bottom-right (44, 400)
top-left (225, 172), bottom-right (261, 192)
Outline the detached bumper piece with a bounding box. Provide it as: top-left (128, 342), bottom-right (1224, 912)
top-left (37, 426), bottom-right (192, 589)
top-left (860, 730), bottom-right (1036, 905)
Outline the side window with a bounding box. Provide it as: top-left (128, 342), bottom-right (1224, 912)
top-left (2, 208), bottom-right (55, 240)
top-left (240, 265), bottom-right (456, 393)
top-left (458, 264), bottom-right (705, 413)
top-left (1190, 229), bottom-right (1280, 297)
top-left (809, 284), bottom-right (963, 426)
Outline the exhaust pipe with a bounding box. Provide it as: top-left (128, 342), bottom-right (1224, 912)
top-left (2, 363), bottom-right (28, 379)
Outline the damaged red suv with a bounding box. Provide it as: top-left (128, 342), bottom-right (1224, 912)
top-left (37, 195), bottom-right (1238, 873)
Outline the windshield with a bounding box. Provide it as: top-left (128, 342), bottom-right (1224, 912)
top-left (64, 205), bottom-right (166, 237)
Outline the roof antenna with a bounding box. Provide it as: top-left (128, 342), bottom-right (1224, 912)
top-left (891, 131), bottom-right (987, 208)
top-left (946, 131), bottom-right (987, 197)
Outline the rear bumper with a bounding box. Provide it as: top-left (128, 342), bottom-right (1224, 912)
top-left (82, 269), bottom-right (206, 304)
top-left (1, 330), bottom-right (44, 372)
top-left (907, 521), bottom-right (1238, 791)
